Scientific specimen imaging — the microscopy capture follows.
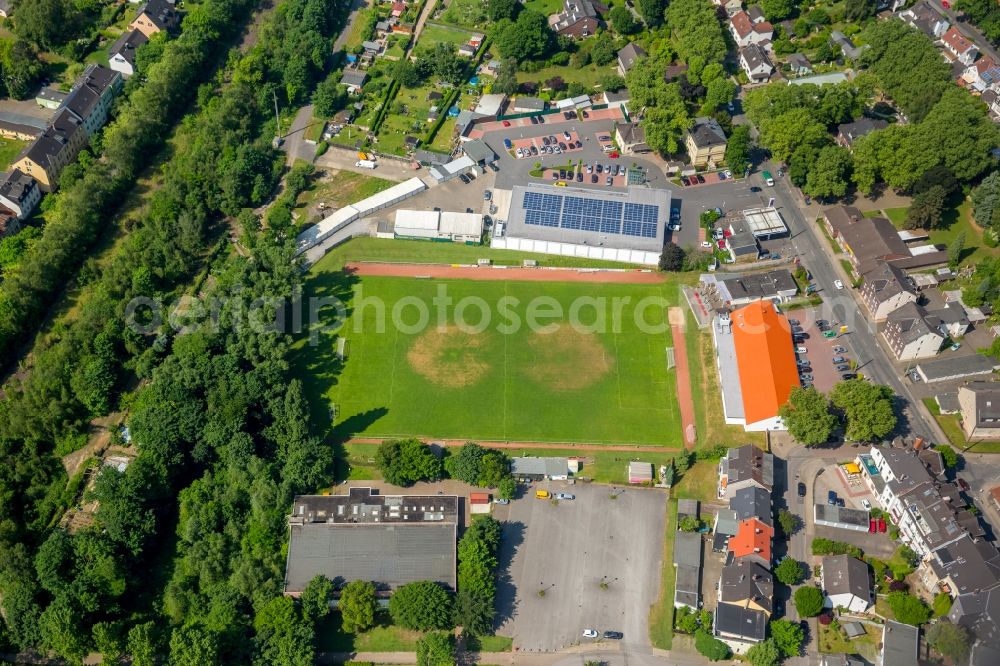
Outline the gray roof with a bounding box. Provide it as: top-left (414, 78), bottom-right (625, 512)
top-left (513, 96), bottom-right (545, 111)
top-left (715, 602), bottom-right (767, 641)
top-left (930, 535), bottom-right (1000, 596)
top-left (362, 40), bottom-right (381, 51)
top-left (787, 53), bottom-right (811, 70)
top-left (714, 508), bottom-right (740, 536)
top-left (35, 88), bottom-right (67, 105)
top-left (839, 215), bottom-right (911, 270)
top-left (740, 44), bottom-right (773, 75)
top-left (284, 489), bottom-right (457, 593)
top-left (962, 382), bottom-right (1000, 428)
top-left (814, 503), bottom-right (870, 529)
top-left (886, 301), bottom-right (945, 346)
top-left (719, 269), bottom-right (798, 302)
top-left (917, 354), bottom-right (1000, 382)
top-left (843, 621), bottom-right (866, 638)
top-left (950, 585), bottom-right (1000, 663)
top-left (110, 29), bottom-right (149, 68)
top-left (687, 117), bottom-right (727, 148)
top-left (719, 559), bottom-right (773, 614)
top-left (340, 70), bottom-right (368, 87)
top-left (862, 260), bottom-right (915, 304)
top-left (747, 5), bottom-right (765, 21)
top-left (63, 65), bottom-right (119, 124)
top-left (723, 445), bottom-right (774, 490)
top-left (730, 486), bottom-right (772, 526)
top-left (837, 118), bottom-right (888, 146)
top-left (135, 0), bottom-right (176, 30)
top-left (0, 170), bottom-right (38, 207)
top-left (20, 108), bottom-right (83, 170)
top-left (414, 149), bottom-right (451, 165)
top-left (462, 138), bottom-right (496, 163)
top-left (674, 530), bottom-right (703, 568)
top-left (615, 121), bottom-right (646, 146)
top-left (822, 555), bottom-right (870, 602)
top-left (677, 498), bottom-right (699, 520)
top-left (617, 43), bottom-right (647, 73)
top-left (511, 457), bottom-right (568, 477)
top-left (823, 205), bottom-right (864, 236)
top-left (881, 621), bottom-right (919, 666)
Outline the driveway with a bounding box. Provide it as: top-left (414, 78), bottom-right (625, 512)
top-left (496, 483), bottom-right (666, 653)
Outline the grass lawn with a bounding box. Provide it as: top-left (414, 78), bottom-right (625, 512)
top-left (523, 0), bottom-right (564, 15)
top-left (414, 23), bottom-right (474, 55)
top-left (648, 498), bottom-right (677, 650)
top-left (672, 460), bottom-right (720, 502)
top-left (308, 236), bottom-right (643, 270)
top-left (868, 199), bottom-right (1000, 267)
top-left (0, 136), bottom-right (27, 171)
top-left (882, 207), bottom-right (908, 227)
top-left (516, 62), bottom-right (617, 91)
top-left (295, 274), bottom-right (684, 445)
top-left (430, 116), bottom-right (458, 152)
top-left (466, 635), bottom-right (513, 652)
top-left (315, 612), bottom-right (423, 652)
top-left (817, 621), bottom-right (880, 660)
top-left (922, 398), bottom-right (1000, 454)
top-left (440, 0), bottom-right (489, 29)
top-left (344, 7), bottom-right (376, 51)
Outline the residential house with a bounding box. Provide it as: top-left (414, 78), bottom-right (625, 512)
top-left (899, 1), bottom-right (950, 39)
top-left (730, 11), bottom-right (773, 48)
top-left (709, 269), bottom-right (799, 306)
top-left (983, 89), bottom-right (1000, 118)
top-left (10, 109), bottom-right (86, 192)
top-left (948, 584), bottom-right (1000, 666)
top-left (511, 97), bottom-right (545, 114)
top-left (921, 534), bottom-right (1000, 600)
top-left (830, 31), bottom-right (868, 60)
top-left (718, 445), bottom-right (774, 500)
top-left (884, 302), bottom-right (947, 361)
top-left (879, 621), bottom-right (919, 666)
top-left (340, 70), bottom-right (367, 94)
top-left (663, 62), bottom-right (689, 82)
top-left (740, 44), bottom-right (774, 83)
top-left (942, 27), bottom-right (979, 66)
top-left (129, 0), bottom-right (179, 38)
top-left (0, 170), bottom-right (41, 221)
top-left (63, 65), bottom-right (122, 137)
top-left (714, 603), bottom-right (767, 653)
top-left (860, 260), bottom-right (918, 320)
top-left (457, 43), bottom-right (476, 58)
top-left (718, 558), bottom-right (773, 615)
top-left (958, 382), bottom-right (1000, 441)
top-left (108, 29), bottom-right (149, 78)
top-left (821, 555), bottom-right (872, 613)
top-left (747, 6), bottom-right (766, 23)
top-left (602, 89), bottom-right (630, 109)
top-left (375, 20), bottom-right (392, 36)
top-left (549, 0), bottom-right (605, 39)
top-left (730, 486), bottom-right (772, 526)
top-left (836, 118), bottom-right (889, 150)
top-left (684, 116), bottom-right (727, 167)
top-left (713, 0), bottom-right (743, 17)
top-left (391, 1), bottom-right (405, 17)
top-left (964, 56), bottom-right (1000, 92)
top-left (481, 59), bottom-right (502, 76)
top-left (617, 43), bottom-right (647, 76)
top-left (786, 53), bottom-right (812, 76)
top-left (728, 517), bottom-right (773, 568)
top-left (469, 33), bottom-right (484, 49)
top-left (934, 301), bottom-right (970, 338)
top-left (614, 121), bottom-right (649, 154)
top-left (713, 508), bottom-right (740, 552)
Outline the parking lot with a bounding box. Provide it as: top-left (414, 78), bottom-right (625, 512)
top-left (810, 462), bottom-right (897, 559)
top-left (495, 483), bottom-right (666, 652)
top-left (785, 307), bottom-right (851, 394)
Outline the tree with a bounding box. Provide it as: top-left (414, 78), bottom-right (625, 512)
top-left (770, 619), bottom-right (805, 658)
top-left (0, 38), bottom-right (46, 99)
top-left (253, 596), bottom-right (315, 666)
top-left (904, 185), bottom-right (947, 230)
top-left (746, 637), bottom-right (781, 666)
top-left (168, 625), bottom-right (219, 666)
top-left (777, 509), bottom-right (801, 536)
top-left (972, 171), bottom-right (1000, 231)
top-left (313, 73), bottom-right (349, 117)
top-left (725, 125), bottom-right (753, 175)
top-left (927, 621), bottom-right (971, 663)
top-left (127, 622), bottom-right (160, 666)
top-left (679, 516), bottom-right (702, 532)
top-left (488, 0), bottom-right (519, 21)
top-left (694, 629), bottom-right (731, 661)
top-left (417, 631), bottom-right (455, 666)
top-left (780, 387), bottom-right (837, 446)
top-left (591, 39), bottom-right (617, 66)
top-left (703, 77), bottom-right (736, 113)
top-left (760, 0), bottom-right (796, 21)
top-left (804, 145), bottom-right (853, 200)
top-left (493, 59), bottom-right (519, 95)
top-left (659, 243), bottom-right (686, 271)
top-left (774, 557), bottom-right (804, 585)
top-left (937, 444), bottom-right (959, 469)
top-left (39, 596), bottom-right (88, 663)
top-left (637, 0), bottom-right (666, 26)
top-left (887, 591), bottom-right (932, 626)
top-left (794, 586), bottom-right (825, 617)
top-left (609, 6), bottom-right (639, 34)
top-left (493, 10), bottom-right (553, 61)
top-left (949, 232), bottom-right (967, 268)
top-left (394, 59), bottom-right (422, 88)
top-left (339, 580), bottom-right (377, 633)
top-left (844, 0), bottom-right (875, 21)
top-left (389, 581), bottom-right (454, 631)
top-left (12, 0), bottom-right (86, 51)
top-left (498, 477), bottom-right (517, 500)
top-left (545, 75), bottom-right (566, 92)
top-left (830, 380), bottom-right (898, 442)
top-left (376, 439), bottom-right (442, 486)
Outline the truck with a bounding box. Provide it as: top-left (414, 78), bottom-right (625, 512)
top-left (762, 170), bottom-right (775, 186)
top-left (356, 160), bottom-right (376, 169)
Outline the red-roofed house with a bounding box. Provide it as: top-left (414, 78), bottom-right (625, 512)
top-left (942, 27), bottom-right (979, 66)
top-left (729, 10), bottom-right (773, 48)
top-left (729, 517), bottom-right (773, 567)
top-left (391, 1), bottom-right (405, 17)
top-left (964, 55), bottom-right (1000, 92)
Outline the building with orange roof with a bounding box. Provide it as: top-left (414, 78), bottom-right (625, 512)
top-left (728, 517), bottom-right (772, 567)
top-left (711, 300), bottom-right (800, 431)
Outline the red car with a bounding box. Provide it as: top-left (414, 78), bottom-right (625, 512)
top-left (502, 120), bottom-right (511, 127)
top-left (877, 518), bottom-right (887, 533)
top-left (609, 151), bottom-right (620, 158)
top-left (869, 519), bottom-right (877, 534)
top-left (718, 239), bottom-right (727, 249)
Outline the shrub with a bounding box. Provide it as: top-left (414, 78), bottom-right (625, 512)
top-left (793, 586), bottom-right (825, 618)
top-left (694, 629), bottom-right (731, 661)
top-left (389, 581), bottom-right (454, 631)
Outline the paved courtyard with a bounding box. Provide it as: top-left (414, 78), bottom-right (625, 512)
top-left (495, 483), bottom-right (666, 653)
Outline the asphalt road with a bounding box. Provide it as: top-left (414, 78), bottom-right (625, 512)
top-left (764, 165), bottom-right (939, 443)
top-left (931, 1), bottom-right (1000, 64)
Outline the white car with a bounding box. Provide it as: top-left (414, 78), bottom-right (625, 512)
top-left (556, 493), bottom-right (575, 500)
top-left (701, 241), bottom-right (713, 248)
top-left (515, 148), bottom-right (523, 158)
top-left (582, 629), bottom-right (599, 638)
top-left (834, 279), bottom-right (844, 290)
top-left (862, 499), bottom-right (872, 510)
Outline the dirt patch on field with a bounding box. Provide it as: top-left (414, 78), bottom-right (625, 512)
top-left (407, 326), bottom-right (492, 388)
top-left (524, 325), bottom-right (613, 391)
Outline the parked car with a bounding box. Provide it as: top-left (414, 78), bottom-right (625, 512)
top-left (556, 493), bottom-right (575, 500)
top-left (828, 490), bottom-right (837, 505)
top-left (861, 499), bottom-right (872, 510)
top-left (796, 346), bottom-right (808, 354)
top-left (582, 629), bottom-right (599, 638)
top-left (596, 164), bottom-right (603, 174)
top-left (836, 364), bottom-right (849, 372)
top-left (551, 172), bottom-right (558, 180)
top-left (542, 137), bottom-right (550, 146)
top-left (559, 142), bottom-right (567, 151)
top-left (841, 373), bottom-right (857, 380)
top-left (537, 115), bottom-right (545, 123)
top-left (797, 482), bottom-right (807, 498)
top-left (681, 176), bottom-right (690, 186)
top-left (834, 279), bottom-right (844, 289)
top-left (515, 148), bottom-right (523, 158)
top-left (502, 120), bottom-right (511, 127)
top-left (877, 518), bottom-right (887, 533)
top-left (483, 190), bottom-right (492, 200)
top-left (459, 173), bottom-right (471, 184)
top-left (591, 174), bottom-right (598, 183)
top-left (750, 186), bottom-right (761, 192)
top-left (606, 175), bottom-right (613, 186)
top-left (495, 498), bottom-right (509, 505)
top-left (529, 115), bottom-right (538, 124)
top-left (563, 131), bottom-right (572, 141)
top-left (832, 346), bottom-right (847, 354)
top-left (603, 631), bottom-right (624, 640)
top-left (832, 356), bottom-right (846, 363)
top-left (951, 343), bottom-right (962, 351)
top-left (576, 171), bottom-right (583, 182)
top-left (504, 138), bottom-right (513, 150)
top-left (696, 174), bottom-right (705, 183)
top-left (800, 374), bottom-right (813, 381)
top-left (586, 164), bottom-right (593, 173)
top-left (530, 145), bottom-right (538, 156)
top-left (958, 478), bottom-right (971, 491)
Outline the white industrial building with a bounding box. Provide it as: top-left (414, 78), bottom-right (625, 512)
top-left (393, 209), bottom-right (483, 243)
top-left (742, 207), bottom-right (788, 239)
top-left (294, 177), bottom-right (427, 255)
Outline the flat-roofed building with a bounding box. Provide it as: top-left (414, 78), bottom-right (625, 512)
top-left (284, 488), bottom-right (458, 595)
top-left (674, 530), bottom-right (702, 609)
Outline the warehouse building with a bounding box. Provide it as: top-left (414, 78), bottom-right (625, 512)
top-left (284, 488), bottom-right (458, 595)
top-left (492, 183), bottom-right (670, 265)
top-left (393, 209), bottom-right (484, 243)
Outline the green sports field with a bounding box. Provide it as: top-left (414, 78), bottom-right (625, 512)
top-left (295, 272), bottom-right (684, 446)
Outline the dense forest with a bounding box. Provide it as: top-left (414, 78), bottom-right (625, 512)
top-left (0, 0), bottom-right (352, 661)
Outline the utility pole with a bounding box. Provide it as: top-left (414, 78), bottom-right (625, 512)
top-left (272, 90), bottom-right (284, 148)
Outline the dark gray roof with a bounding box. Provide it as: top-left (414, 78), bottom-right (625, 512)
top-left (63, 65), bottom-right (119, 123)
top-left (723, 445), bottom-right (774, 490)
top-left (35, 88), bottom-right (67, 105)
top-left (747, 5), bottom-right (765, 21)
top-left (814, 503), bottom-right (870, 529)
top-left (719, 269), bottom-right (798, 301)
top-left (414, 149), bottom-right (451, 165)
top-left (284, 488), bottom-right (458, 593)
top-left (822, 555), bottom-right (870, 602)
top-left (886, 301), bottom-right (945, 346)
top-left (687, 117), bottom-right (727, 148)
top-left (674, 530), bottom-right (703, 568)
top-left (462, 138), bottom-right (496, 163)
top-left (677, 498), bottom-right (699, 520)
top-left (951, 585), bottom-right (1000, 664)
top-left (931, 535), bottom-right (1000, 596)
top-left (740, 44), bottom-right (773, 75)
top-left (615, 121), bottom-right (646, 146)
top-left (110, 29), bottom-right (149, 68)
top-left (340, 70), bottom-right (367, 87)
top-left (20, 109), bottom-right (83, 170)
top-left (787, 53), bottom-right (811, 70)
top-left (511, 457), bottom-right (568, 477)
top-left (135, 0), bottom-right (176, 30)
top-left (0, 170), bottom-right (38, 206)
top-left (719, 559), bottom-right (773, 614)
top-left (617, 43), bottom-right (647, 73)
top-left (730, 486), bottom-right (772, 526)
top-left (917, 354), bottom-right (1000, 382)
top-left (881, 621), bottom-right (919, 666)
top-left (862, 260), bottom-right (915, 304)
top-left (714, 508), bottom-right (740, 536)
top-left (674, 530), bottom-right (702, 607)
top-left (837, 118), bottom-right (889, 146)
top-left (715, 602), bottom-right (767, 641)
top-left (962, 382), bottom-right (1000, 428)
top-left (839, 215), bottom-right (911, 269)
top-left (513, 96), bottom-right (545, 111)
top-left (823, 205), bottom-right (864, 236)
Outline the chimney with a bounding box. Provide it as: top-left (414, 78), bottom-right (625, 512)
top-left (914, 437), bottom-right (925, 450)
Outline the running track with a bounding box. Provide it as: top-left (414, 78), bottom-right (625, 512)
top-left (345, 262), bottom-right (667, 284)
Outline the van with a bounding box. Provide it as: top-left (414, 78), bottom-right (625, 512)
top-left (535, 490), bottom-right (550, 499)
top-left (356, 160), bottom-right (376, 169)
top-left (762, 170), bottom-right (775, 186)
top-left (796, 346), bottom-right (807, 354)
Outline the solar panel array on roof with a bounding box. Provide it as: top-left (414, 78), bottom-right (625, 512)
top-left (521, 190), bottom-right (659, 238)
